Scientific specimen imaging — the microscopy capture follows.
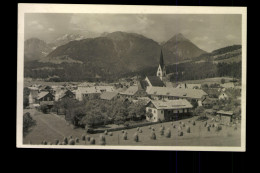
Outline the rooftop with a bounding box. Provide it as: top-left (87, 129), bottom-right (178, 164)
top-left (148, 99), bottom-right (193, 110)
top-left (146, 76), bottom-right (165, 87)
top-left (100, 92), bottom-right (118, 100)
top-left (147, 86), bottom-right (208, 99)
top-left (119, 86), bottom-right (139, 96)
top-left (217, 110), bottom-right (234, 115)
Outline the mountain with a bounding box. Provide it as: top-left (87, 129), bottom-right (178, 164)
top-left (162, 33), bottom-right (207, 63)
top-left (48, 33), bottom-right (88, 49)
top-left (41, 31), bottom-right (162, 73)
top-left (24, 38), bottom-right (52, 61)
top-left (193, 45), bottom-right (242, 64)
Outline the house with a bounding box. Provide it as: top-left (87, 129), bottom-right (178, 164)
top-left (146, 86), bottom-right (208, 102)
top-left (202, 97), bottom-right (218, 108)
top-left (55, 89), bottom-right (75, 101)
top-left (119, 85), bottom-right (145, 100)
top-left (75, 86), bottom-right (115, 101)
top-left (145, 99), bottom-right (193, 122)
top-left (37, 92), bottom-right (55, 102)
top-left (176, 83), bottom-right (202, 89)
top-left (39, 85), bottom-right (52, 92)
top-left (203, 89), bottom-right (220, 98)
top-left (216, 110), bottom-right (234, 124)
top-left (100, 91), bottom-right (119, 101)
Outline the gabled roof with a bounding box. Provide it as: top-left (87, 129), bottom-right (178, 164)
top-left (147, 87), bottom-right (208, 99)
top-left (119, 86), bottom-right (139, 96)
top-left (100, 92), bottom-right (118, 100)
top-left (148, 99), bottom-right (193, 110)
top-left (76, 86), bottom-right (114, 94)
top-left (146, 76), bottom-right (165, 87)
top-left (37, 92), bottom-right (51, 100)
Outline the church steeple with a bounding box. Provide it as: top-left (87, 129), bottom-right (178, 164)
top-left (159, 49), bottom-right (164, 68)
top-left (156, 49), bottom-right (166, 80)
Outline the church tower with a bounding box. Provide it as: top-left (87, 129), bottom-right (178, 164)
top-left (156, 50), bottom-right (166, 80)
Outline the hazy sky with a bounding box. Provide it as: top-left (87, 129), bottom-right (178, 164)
top-left (25, 13), bottom-right (242, 52)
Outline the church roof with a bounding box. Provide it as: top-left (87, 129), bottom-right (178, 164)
top-left (146, 76), bottom-right (165, 87)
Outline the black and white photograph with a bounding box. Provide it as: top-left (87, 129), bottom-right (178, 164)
top-left (17, 4), bottom-right (247, 151)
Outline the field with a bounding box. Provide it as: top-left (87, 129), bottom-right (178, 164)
top-left (23, 109), bottom-right (241, 147)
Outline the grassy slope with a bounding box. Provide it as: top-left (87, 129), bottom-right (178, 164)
top-left (23, 109), bottom-right (241, 147)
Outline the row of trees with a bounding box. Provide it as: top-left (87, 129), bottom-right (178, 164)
top-left (53, 98), bottom-right (147, 128)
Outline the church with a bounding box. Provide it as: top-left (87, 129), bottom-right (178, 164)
top-left (142, 50), bottom-right (167, 90)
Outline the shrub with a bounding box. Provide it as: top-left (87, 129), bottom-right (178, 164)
top-left (150, 131), bottom-right (156, 140)
top-left (173, 124), bottom-right (176, 128)
top-left (179, 121), bottom-right (182, 124)
top-left (99, 134), bottom-right (106, 145)
top-left (124, 130), bottom-right (128, 134)
top-left (148, 126), bottom-right (151, 129)
top-left (188, 120), bottom-right (191, 123)
top-left (69, 135), bottom-right (73, 139)
top-left (192, 121), bottom-right (196, 126)
top-left (68, 139), bottom-right (75, 145)
top-left (86, 135), bottom-right (91, 141)
top-left (123, 132), bottom-right (127, 140)
top-left (178, 131), bottom-right (184, 136)
top-left (207, 126), bottom-right (210, 132)
top-left (204, 121), bottom-right (208, 127)
top-left (139, 128), bottom-right (142, 133)
top-left (108, 132), bottom-right (113, 136)
top-left (63, 137), bottom-right (68, 145)
top-left (137, 127), bottom-right (140, 131)
top-left (81, 135), bottom-right (86, 141)
top-left (186, 126), bottom-right (191, 133)
top-left (75, 138), bottom-right (79, 143)
top-left (152, 127), bottom-right (155, 131)
top-left (54, 139), bottom-right (59, 145)
top-left (133, 133), bottom-right (139, 142)
top-left (121, 130), bottom-right (124, 133)
top-left (165, 128), bottom-right (171, 138)
top-left (90, 137), bottom-right (95, 145)
top-left (212, 124), bottom-right (215, 128)
top-left (178, 126), bottom-right (182, 131)
top-left (182, 123), bottom-right (186, 127)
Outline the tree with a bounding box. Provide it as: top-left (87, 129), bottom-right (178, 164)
top-left (23, 87), bottom-right (30, 108)
top-left (23, 112), bottom-right (36, 136)
top-left (193, 106), bottom-right (205, 116)
top-left (39, 103), bottom-right (49, 114)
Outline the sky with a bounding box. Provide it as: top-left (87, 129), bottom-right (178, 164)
top-left (25, 13), bottom-right (242, 52)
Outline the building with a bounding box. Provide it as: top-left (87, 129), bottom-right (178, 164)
top-left (100, 91), bottom-right (119, 101)
top-left (37, 92), bottom-right (55, 102)
top-left (29, 89), bottom-right (39, 107)
top-left (176, 83), bottom-right (202, 89)
top-left (75, 86), bottom-right (115, 101)
top-left (146, 86), bottom-right (208, 102)
top-left (144, 76), bottom-right (166, 89)
top-left (217, 110), bottom-right (234, 124)
top-left (119, 85), bottom-right (146, 100)
top-left (55, 89), bottom-right (75, 101)
top-left (220, 82), bottom-right (235, 89)
top-left (145, 99), bottom-right (193, 122)
top-left (156, 50), bottom-right (167, 81)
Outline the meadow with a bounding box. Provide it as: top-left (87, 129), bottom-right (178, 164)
top-left (23, 109), bottom-right (241, 147)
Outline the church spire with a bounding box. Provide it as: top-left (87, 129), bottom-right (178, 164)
top-left (159, 49), bottom-right (164, 68)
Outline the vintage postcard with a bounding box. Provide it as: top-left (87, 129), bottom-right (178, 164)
top-left (17, 4), bottom-right (247, 151)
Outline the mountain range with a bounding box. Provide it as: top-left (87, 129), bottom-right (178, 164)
top-left (24, 31), bottom-right (241, 81)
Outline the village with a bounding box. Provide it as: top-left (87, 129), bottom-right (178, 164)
top-left (23, 51), bottom-right (242, 146)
